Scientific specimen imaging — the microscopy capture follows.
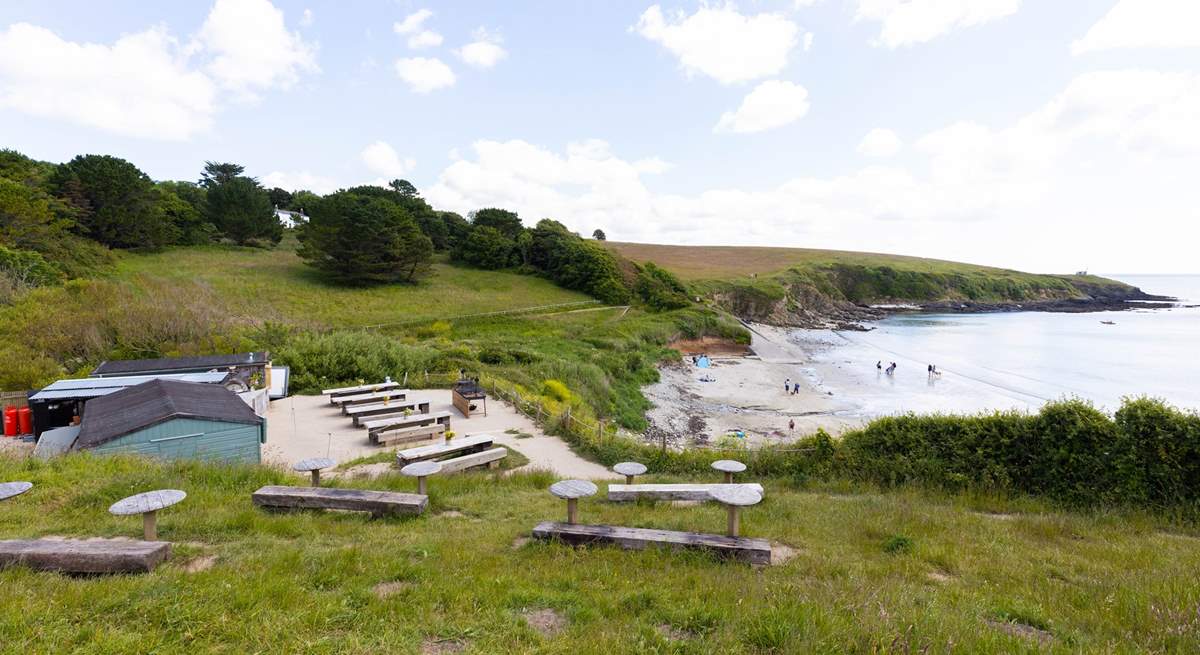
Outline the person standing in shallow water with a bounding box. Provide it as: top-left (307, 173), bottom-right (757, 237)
top-left (784, 378), bottom-right (790, 392)
top-left (877, 361), bottom-right (882, 371)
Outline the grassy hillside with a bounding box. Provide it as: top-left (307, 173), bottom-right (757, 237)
top-left (2, 453), bottom-right (1197, 653)
top-left (111, 240), bottom-right (592, 329)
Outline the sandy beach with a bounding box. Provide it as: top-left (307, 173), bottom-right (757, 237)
top-left (642, 324), bottom-right (865, 447)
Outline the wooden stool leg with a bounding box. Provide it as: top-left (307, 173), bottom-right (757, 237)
top-left (724, 472), bottom-right (733, 484)
top-left (143, 511), bottom-right (158, 541)
top-left (726, 506), bottom-right (739, 537)
top-left (310, 470), bottom-right (320, 487)
top-left (567, 498), bottom-right (578, 525)
top-left (417, 476), bottom-right (427, 495)
top-left (625, 474), bottom-right (634, 485)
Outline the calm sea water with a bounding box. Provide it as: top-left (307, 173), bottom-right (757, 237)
top-left (804, 275), bottom-right (1200, 417)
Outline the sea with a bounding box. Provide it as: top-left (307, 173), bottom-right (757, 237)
top-left (800, 275), bottom-right (1200, 418)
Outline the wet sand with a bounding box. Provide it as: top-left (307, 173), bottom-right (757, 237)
top-left (642, 324), bottom-right (865, 447)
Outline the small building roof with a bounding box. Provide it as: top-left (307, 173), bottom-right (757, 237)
top-left (30, 372), bottom-right (229, 402)
top-left (33, 425), bottom-right (80, 459)
top-left (91, 352), bottom-right (268, 377)
top-left (75, 379), bottom-right (263, 450)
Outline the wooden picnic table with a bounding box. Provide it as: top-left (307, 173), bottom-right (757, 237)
top-left (396, 435), bottom-right (492, 466)
top-left (329, 389), bottom-right (408, 407)
top-left (346, 401), bottom-right (432, 424)
top-left (362, 411), bottom-right (451, 436)
top-left (322, 381), bottom-right (402, 398)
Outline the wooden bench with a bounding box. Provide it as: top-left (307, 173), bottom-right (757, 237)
top-left (606, 483), bottom-right (765, 502)
top-left (323, 381), bottom-right (402, 399)
top-left (437, 447), bottom-right (507, 473)
top-left (0, 538), bottom-right (171, 574)
top-left (251, 486), bottom-right (427, 517)
top-left (396, 435), bottom-right (493, 466)
top-left (370, 423), bottom-right (446, 446)
top-left (345, 400), bottom-right (431, 421)
top-left (362, 411), bottom-right (451, 437)
top-left (531, 522), bottom-right (771, 565)
top-left (330, 390), bottom-right (408, 407)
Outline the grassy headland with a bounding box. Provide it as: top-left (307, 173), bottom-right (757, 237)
top-left (2, 453), bottom-right (1198, 653)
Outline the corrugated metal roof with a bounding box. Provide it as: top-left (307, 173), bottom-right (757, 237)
top-left (75, 379), bottom-right (263, 450)
top-left (91, 352), bottom-right (268, 377)
top-left (30, 372), bottom-right (228, 401)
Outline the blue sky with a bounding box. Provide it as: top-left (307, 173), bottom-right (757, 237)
top-left (1, 1), bottom-right (1198, 273)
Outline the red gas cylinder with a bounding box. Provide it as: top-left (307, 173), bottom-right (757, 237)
top-left (2, 407), bottom-right (16, 437)
top-left (17, 407), bottom-right (32, 435)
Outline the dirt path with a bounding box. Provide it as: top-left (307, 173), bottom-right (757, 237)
top-left (266, 392), bottom-right (612, 480)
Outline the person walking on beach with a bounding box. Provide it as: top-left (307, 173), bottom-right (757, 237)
top-left (792, 382), bottom-right (801, 395)
top-left (788, 418), bottom-right (795, 432)
top-left (876, 360), bottom-right (882, 371)
top-left (784, 378), bottom-right (790, 392)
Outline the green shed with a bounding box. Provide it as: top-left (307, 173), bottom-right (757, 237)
top-left (72, 379), bottom-right (265, 464)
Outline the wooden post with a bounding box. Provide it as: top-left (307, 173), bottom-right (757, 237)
top-left (597, 420), bottom-right (603, 439)
top-left (624, 473), bottom-right (634, 485)
top-left (724, 471), bottom-right (734, 484)
top-left (567, 498), bottom-right (578, 525)
top-left (311, 470), bottom-right (321, 487)
top-left (417, 476), bottom-right (427, 495)
top-left (726, 505), bottom-right (740, 537)
top-left (403, 371), bottom-right (408, 386)
top-left (143, 511), bottom-right (157, 541)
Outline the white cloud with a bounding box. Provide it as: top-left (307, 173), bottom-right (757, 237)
top-left (196, 0), bottom-right (318, 95)
top-left (714, 80), bottom-right (810, 134)
top-left (632, 4), bottom-right (799, 84)
top-left (855, 0), bottom-right (1020, 48)
top-left (858, 128), bottom-right (902, 157)
top-left (0, 23), bottom-right (215, 140)
top-left (261, 170), bottom-right (341, 195)
top-left (360, 141), bottom-right (416, 179)
top-left (301, 9), bottom-right (313, 27)
top-left (408, 30), bottom-right (443, 49)
top-left (393, 9), bottom-right (433, 35)
top-left (457, 28), bottom-right (507, 69)
top-left (394, 57), bottom-right (455, 93)
top-left (1072, 0), bottom-right (1200, 55)
top-left (803, 32), bottom-right (814, 51)
top-left (425, 70), bottom-right (1200, 272)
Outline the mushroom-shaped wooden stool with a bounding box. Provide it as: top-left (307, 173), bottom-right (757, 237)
top-left (401, 460), bottom-right (442, 495)
top-left (294, 457), bottom-right (336, 487)
top-left (0, 481), bottom-right (33, 502)
top-left (708, 485), bottom-right (762, 538)
top-left (548, 479), bottom-right (597, 525)
top-left (612, 461), bottom-right (647, 485)
top-left (711, 459), bottom-right (747, 483)
top-left (109, 489), bottom-right (186, 541)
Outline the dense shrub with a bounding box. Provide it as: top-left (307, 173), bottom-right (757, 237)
top-left (836, 397), bottom-right (1200, 508)
top-left (635, 262), bottom-right (691, 311)
top-left (455, 226), bottom-right (515, 269)
top-left (529, 219), bottom-right (631, 304)
top-left (274, 331), bottom-right (444, 393)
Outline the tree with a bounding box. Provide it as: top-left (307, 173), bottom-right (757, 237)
top-left (0, 176), bottom-right (111, 277)
top-left (440, 211), bottom-right (471, 248)
top-left (297, 190), bottom-right (433, 284)
top-left (205, 176), bottom-right (280, 246)
top-left (388, 179), bottom-right (419, 199)
top-left (291, 190), bottom-right (321, 213)
top-left (635, 262), bottom-right (690, 311)
top-left (456, 226), bottom-right (515, 269)
top-left (155, 185), bottom-right (215, 245)
top-left (51, 155), bottom-right (174, 249)
top-left (592, 229), bottom-right (606, 241)
top-left (267, 187), bottom-right (293, 208)
top-left (199, 161), bottom-right (245, 188)
top-left (471, 208), bottom-right (523, 239)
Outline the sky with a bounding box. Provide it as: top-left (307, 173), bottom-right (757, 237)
top-left (0, 0), bottom-right (1198, 274)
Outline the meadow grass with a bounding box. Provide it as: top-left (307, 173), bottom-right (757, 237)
top-left (109, 240), bottom-right (590, 329)
top-left (2, 453), bottom-right (1197, 654)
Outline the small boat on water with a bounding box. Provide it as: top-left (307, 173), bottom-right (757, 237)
top-left (1100, 320), bottom-right (1116, 325)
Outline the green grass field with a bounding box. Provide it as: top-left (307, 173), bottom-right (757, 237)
top-left (110, 240), bottom-right (591, 329)
top-left (2, 453), bottom-right (1197, 654)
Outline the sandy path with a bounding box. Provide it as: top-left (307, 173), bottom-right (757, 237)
top-left (266, 391), bottom-right (611, 480)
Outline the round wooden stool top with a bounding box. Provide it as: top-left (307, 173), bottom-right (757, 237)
top-left (708, 485), bottom-right (762, 507)
top-left (549, 479), bottom-right (598, 499)
top-left (0, 481), bottom-right (33, 502)
top-left (711, 460), bottom-right (747, 475)
top-left (293, 457), bottom-right (336, 473)
top-left (401, 461), bottom-right (443, 478)
top-left (109, 489), bottom-right (186, 516)
top-left (612, 462), bottom-right (647, 477)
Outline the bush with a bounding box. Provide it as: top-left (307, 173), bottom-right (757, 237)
top-left (454, 225), bottom-right (515, 269)
top-left (274, 331), bottom-right (444, 393)
top-left (529, 219), bottom-right (631, 304)
top-left (634, 262), bottom-right (690, 311)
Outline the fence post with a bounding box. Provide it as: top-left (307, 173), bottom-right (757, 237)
top-left (402, 371), bottom-right (408, 386)
top-left (564, 407), bottom-right (572, 432)
top-left (597, 419), bottom-right (603, 440)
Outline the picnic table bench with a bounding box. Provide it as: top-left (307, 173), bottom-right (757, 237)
top-left (322, 381), bottom-right (402, 399)
top-left (251, 486), bottom-right (427, 517)
top-left (438, 447), bottom-right (507, 473)
top-left (370, 423), bottom-right (446, 446)
top-left (606, 483), bottom-right (764, 502)
top-left (362, 411), bottom-right (451, 437)
top-left (531, 523), bottom-right (772, 565)
top-left (329, 389), bottom-right (408, 407)
top-left (0, 538), bottom-right (172, 574)
top-left (396, 435), bottom-right (493, 466)
top-left (344, 400), bottom-right (431, 422)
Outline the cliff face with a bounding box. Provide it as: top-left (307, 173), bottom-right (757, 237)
top-left (699, 266), bottom-right (1167, 328)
